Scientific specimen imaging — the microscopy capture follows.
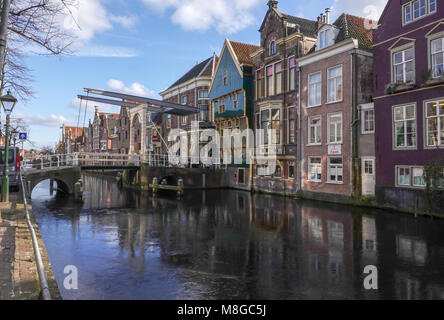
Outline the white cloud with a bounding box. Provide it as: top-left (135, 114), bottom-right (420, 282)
top-left (14, 113), bottom-right (73, 128)
top-left (107, 79), bottom-right (160, 98)
top-left (61, 0), bottom-right (139, 57)
top-left (141, 0), bottom-right (262, 34)
top-left (331, 0), bottom-right (388, 21)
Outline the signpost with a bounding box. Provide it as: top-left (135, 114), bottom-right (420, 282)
top-left (152, 136), bottom-right (159, 143)
top-left (19, 132), bottom-right (27, 161)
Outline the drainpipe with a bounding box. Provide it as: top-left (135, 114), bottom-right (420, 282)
top-left (350, 49), bottom-right (359, 197)
top-left (297, 66), bottom-right (302, 194)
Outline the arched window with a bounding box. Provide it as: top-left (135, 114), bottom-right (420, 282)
top-left (269, 40), bottom-right (276, 55)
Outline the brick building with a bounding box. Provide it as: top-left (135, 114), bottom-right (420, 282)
top-left (251, 0), bottom-right (317, 195)
top-left (297, 12), bottom-right (374, 201)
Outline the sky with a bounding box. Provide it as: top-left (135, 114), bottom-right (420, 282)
top-left (9, 0), bottom-right (388, 149)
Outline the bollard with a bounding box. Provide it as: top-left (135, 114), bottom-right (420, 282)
top-left (74, 181), bottom-right (82, 201)
top-left (152, 177), bottom-right (158, 195)
top-left (177, 178), bottom-right (184, 198)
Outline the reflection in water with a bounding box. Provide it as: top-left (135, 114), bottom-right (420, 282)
top-left (31, 175), bottom-right (444, 300)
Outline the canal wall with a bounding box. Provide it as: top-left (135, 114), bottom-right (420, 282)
top-left (122, 166), bottom-right (444, 218)
top-left (0, 201), bottom-right (61, 300)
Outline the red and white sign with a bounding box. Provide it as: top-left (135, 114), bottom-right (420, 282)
top-left (328, 144), bottom-right (342, 155)
top-left (152, 136), bottom-right (159, 142)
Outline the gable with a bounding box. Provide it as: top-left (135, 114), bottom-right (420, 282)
top-left (388, 37), bottom-right (416, 50)
top-left (426, 22), bottom-right (444, 37)
top-left (209, 44), bottom-right (244, 100)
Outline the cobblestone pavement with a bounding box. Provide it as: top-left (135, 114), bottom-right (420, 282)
top-left (0, 203), bottom-right (61, 300)
top-left (0, 226), bottom-right (15, 299)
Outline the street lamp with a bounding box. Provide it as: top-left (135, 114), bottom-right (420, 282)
top-left (1, 90), bottom-right (17, 202)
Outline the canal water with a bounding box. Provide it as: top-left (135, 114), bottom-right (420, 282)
top-left (31, 175), bottom-right (444, 300)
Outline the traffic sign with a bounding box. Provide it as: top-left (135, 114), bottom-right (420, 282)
top-left (19, 132), bottom-right (27, 140)
top-left (152, 136), bottom-right (159, 142)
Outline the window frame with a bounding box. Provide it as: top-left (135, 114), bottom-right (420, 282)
top-left (198, 89), bottom-right (208, 100)
top-left (402, 0), bottom-right (437, 25)
top-left (288, 162), bottom-right (296, 180)
top-left (361, 105), bottom-right (375, 134)
top-left (308, 115), bottom-right (322, 146)
top-left (181, 95), bottom-right (187, 105)
top-left (288, 106), bottom-right (296, 145)
top-left (362, 158), bottom-right (375, 176)
top-left (274, 62), bottom-right (283, 95)
top-left (269, 40), bottom-right (276, 56)
top-left (327, 112), bottom-right (343, 145)
top-left (327, 157), bottom-right (344, 184)
top-left (327, 65), bottom-right (343, 103)
top-left (308, 71), bottom-right (322, 107)
top-left (288, 56), bottom-right (296, 91)
top-left (392, 103), bottom-right (417, 150)
top-left (266, 65), bottom-right (274, 97)
top-left (256, 69), bottom-right (263, 100)
top-left (308, 157), bottom-right (322, 182)
top-left (429, 36), bottom-right (444, 79)
top-left (423, 97), bottom-right (444, 149)
top-left (391, 45), bottom-right (415, 84)
top-left (396, 165), bottom-right (427, 188)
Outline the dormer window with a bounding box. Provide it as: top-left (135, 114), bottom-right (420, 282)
top-left (269, 41), bottom-right (276, 55)
top-left (319, 30), bottom-right (329, 49)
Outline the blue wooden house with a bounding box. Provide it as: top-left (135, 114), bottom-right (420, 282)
top-left (209, 39), bottom-right (259, 164)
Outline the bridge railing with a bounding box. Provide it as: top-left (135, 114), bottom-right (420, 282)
top-left (23, 153), bottom-right (226, 170)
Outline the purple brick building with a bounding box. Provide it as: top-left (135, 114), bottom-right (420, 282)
top-left (374, 0), bottom-right (444, 213)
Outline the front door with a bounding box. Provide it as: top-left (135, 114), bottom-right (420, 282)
top-left (362, 158), bottom-right (375, 196)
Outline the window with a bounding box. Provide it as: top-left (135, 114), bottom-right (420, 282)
top-left (404, 3), bottom-right (412, 23)
top-left (288, 107), bottom-right (296, 144)
top-left (256, 70), bottom-right (262, 99)
top-left (362, 108), bottom-right (375, 134)
top-left (238, 168), bottom-right (245, 184)
top-left (412, 167), bottom-right (426, 187)
top-left (219, 104), bottom-right (225, 113)
top-left (308, 72), bottom-right (321, 106)
top-left (431, 37), bottom-right (444, 78)
top-left (398, 167), bottom-right (411, 186)
top-left (327, 66), bottom-right (343, 103)
top-left (393, 47), bottom-right (414, 84)
top-left (269, 40), bottom-right (276, 55)
top-left (181, 115), bottom-right (188, 125)
top-left (319, 30), bottom-right (329, 49)
top-left (403, 0), bottom-right (436, 24)
top-left (198, 90), bottom-right (208, 99)
top-left (289, 57), bottom-right (296, 91)
top-left (181, 95), bottom-right (187, 105)
top-left (261, 109), bottom-right (270, 145)
top-left (199, 105), bottom-right (209, 122)
top-left (425, 100), bottom-right (444, 147)
top-left (233, 94), bottom-right (238, 109)
top-left (288, 163), bottom-right (295, 179)
top-left (363, 159), bottom-right (374, 175)
top-left (394, 105), bottom-right (416, 148)
top-left (274, 165), bottom-right (282, 178)
top-left (266, 65), bottom-right (274, 96)
top-left (328, 158), bottom-right (343, 183)
top-left (308, 116), bottom-right (321, 145)
top-left (308, 157), bottom-right (322, 182)
top-left (275, 63), bottom-right (283, 95)
top-left (259, 107), bottom-right (282, 145)
top-left (328, 113), bottom-right (342, 144)
top-left (167, 114), bottom-right (172, 128)
top-left (439, 168), bottom-right (444, 188)
top-left (271, 109), bottom-right (281, 145)
top-left (223, 69), bottom-right (228, 86)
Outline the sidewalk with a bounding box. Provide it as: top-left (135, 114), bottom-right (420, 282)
top-left (0, 201), bottom-right (61, 300)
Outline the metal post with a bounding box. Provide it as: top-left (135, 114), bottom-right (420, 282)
top-left (1, 114), bottom-right (10, 202)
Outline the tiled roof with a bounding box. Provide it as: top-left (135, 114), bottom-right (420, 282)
top-left (281, 14), bottom-right (318, 38)
top-left (98, 112), bottom-right (120, 119)
top-left (63, 126), bottom-right (85, 140)
top-left (333, 13), bottom-right (374, 51)
top-left (229, 41), bottom-right (260, 65)
top-left (167, 57), bottom-right (214, 89)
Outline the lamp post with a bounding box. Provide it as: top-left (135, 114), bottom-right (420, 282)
top-left (1, 90), bottom-right (17, 203)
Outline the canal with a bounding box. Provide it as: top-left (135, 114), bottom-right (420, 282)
top-left (30, 174), bottom-right (444, 300)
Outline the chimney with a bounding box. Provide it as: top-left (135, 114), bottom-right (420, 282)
top-left (317, 16), bottom-right (323, 30)
top-left (267, 0), bottom-right (278, 10)
top-left (320, 13), bottom-right (325, 23)
top-left (325, 8), bottom-right (331, 24)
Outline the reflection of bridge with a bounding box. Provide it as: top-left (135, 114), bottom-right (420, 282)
top-left (22, 153), bottom-right (147, 195)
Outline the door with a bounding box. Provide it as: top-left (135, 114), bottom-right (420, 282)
top-left (362, 158), bottom-right (375, 196)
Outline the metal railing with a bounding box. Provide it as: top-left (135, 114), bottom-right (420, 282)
top-left (19, 172), bottom-right (51, 300)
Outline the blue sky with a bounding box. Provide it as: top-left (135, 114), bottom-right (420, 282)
top-left (11, 0), bottom-right (387, 149)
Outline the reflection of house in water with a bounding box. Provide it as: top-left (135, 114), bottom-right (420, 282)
top-left (395, 273), bottom-right (422, 300)
top-left (361, 216), bottom-right (378, 267)
top-left (301, 204), bottom-right (354, 295)
top-left (396, 235), bottom-right (427, 267)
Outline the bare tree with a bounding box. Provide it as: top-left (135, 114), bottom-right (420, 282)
top-left (0, 0), bottom-right (79, 98)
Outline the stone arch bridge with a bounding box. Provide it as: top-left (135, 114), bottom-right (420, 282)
top-left (23, 167), bottom-right (82, 196)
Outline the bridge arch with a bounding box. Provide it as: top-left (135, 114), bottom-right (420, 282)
top-left (24, 167), bottom-right (81, 197)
